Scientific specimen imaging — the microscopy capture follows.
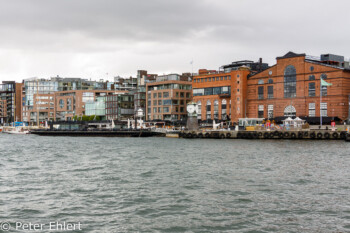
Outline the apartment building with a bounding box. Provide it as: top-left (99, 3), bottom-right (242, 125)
top-left (0, 81), bottom-right (23, 124)
top-left (146, 73), bottom-right (192, 121)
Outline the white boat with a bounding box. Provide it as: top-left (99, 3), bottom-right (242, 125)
top-left (3, 126), bottom-right (30, 135)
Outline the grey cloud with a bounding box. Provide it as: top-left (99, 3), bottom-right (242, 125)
top-left (0, 0), bottom-right (350, 81)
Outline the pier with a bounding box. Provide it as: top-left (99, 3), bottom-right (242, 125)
top-left (179, 129), bottom-right (348, 140)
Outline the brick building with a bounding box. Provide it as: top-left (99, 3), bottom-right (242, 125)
top-left (192, 60), bottom-right (268, 122)
top-left (23, 77), bottom-right (108, 123)
top-left (54, 90), bottom-right (122, 121)
top-left (246, 52), bottom-right (350, 122)
top-left (135, 70), bottom-right (157, 120)
top-left (146, 73), bottom-right (192, 121)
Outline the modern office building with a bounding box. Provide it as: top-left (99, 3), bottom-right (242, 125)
top-left (113, 76), bottom-right (137, 91)
top-left (23, 76), bottom-right (107, 123)
top-left (146, 73), bottom-right (192, 121)
top-left (54, 90), bottom-right (123, 121)
top-left (0, 81), bottom-right (23, 124)
top-left (85, 96), bottom-right (107, 120)
top-left (246, 52), bottom-right (350, 122)
top-left (105, 93), bottom-right (134, 120)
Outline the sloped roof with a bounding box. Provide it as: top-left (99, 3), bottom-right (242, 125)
top-left (277, 51), bottom-right (306, 60)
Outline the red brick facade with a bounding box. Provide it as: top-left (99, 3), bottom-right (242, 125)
top-left (192, 68), bottom-right (250, 122)
top-left (146, 80), bottom-right (192, 121)
top-left (247, 53), bottom-right (350, 121)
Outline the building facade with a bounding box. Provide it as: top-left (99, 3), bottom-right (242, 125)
top-left (192, 60), bottom-right (268, 122)
top-left (23, 77), bottom-right (108, 123)
top-left (135, 70), bottom-right (157, 119)
top-left (246, 52), bottom-right (350, 121)
top-left (54, 90), bottom-right (121, 121)
top-left (0, 81), bottom-right (23, 124)
top-left (105, 94), bottom-right (134, 120)
top-left (146, 73), bottom-right (192, 121)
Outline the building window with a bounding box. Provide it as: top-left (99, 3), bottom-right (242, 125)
top-left (258, 79), bottom-right (264, 85)
top-left (258, 86), bottom-right (264, 99)
top-left (186, 93), bottom-right (190, 98)
top-left (268, 105), bottom-right (273, 119)
top-left (284, 65), bottom-right (297, 98)
top-left (197, 101), bottom-right (201, 120)
top-left (153, 93), bottom-right (157, 98)
top-left (163, 107), bottom-right (169, 113)
top-left (221, 99), bottom-right (227, 120)
top-left (284, 105), bottom-right (296, 117)
top-left (193, 89), bottom-right (204, 96)
top-left (158, 93), bottom-right (162, 98)
top-left (153, 100), bottom-right (157, 105)
top-left (206, 100), bottom-right (211, 120)
top-left (258, 105), bottom-right (264, 118)
top-left (212, 77), bottom-right (215, 82)
top-left (163, 92), bottom-right (169, 98)
top-left (321, 102), bottom-right (327, 116)
top-left (59, 99), bottom-right (64, 109)
top-left (308, 82), bottom-right (315, 97)
top-left (213, 100), bottom-right (219, 119)
top-left (82, 92), bottom-right (94, 102)
top-left (67, 99), bottom-right (72, 110)
top-left (153, 107), bottom-right (157, 113)
top-left (204, 88), bottom-right (213, 95)
top-left (213, 87), bottom-right (221, 95)
top-left (268, 79), bottom-right (273, 84)
top-left (309, 75), bottom-right (315, 81)
top-left (267, 86), bottom-right (273, 99)
top-left (163, 99), bottom-right (172, 105)
top-left (158, 100), bottom-right (162, 105)
top-left (309, 103), bottom-right (315, 117)
top-left (180, 92), bottom-right (184, 98)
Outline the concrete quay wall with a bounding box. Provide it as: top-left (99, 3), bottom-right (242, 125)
top-left (180, 130), bottom-right (348, 140)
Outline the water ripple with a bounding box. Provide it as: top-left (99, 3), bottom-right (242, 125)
top-left (0, 134), bottom-right (350, 232)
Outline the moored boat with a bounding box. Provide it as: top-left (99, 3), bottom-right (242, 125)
top-left (3, 126), bottom-right (30, 135)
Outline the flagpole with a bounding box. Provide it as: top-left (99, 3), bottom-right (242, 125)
top-left (191, 59), bottom-right (193, 77)
top-left (320, 78), bottom-right (322, 127)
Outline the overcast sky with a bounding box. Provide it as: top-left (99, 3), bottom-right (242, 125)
top-left (0, 0), bottom-right (349, 82)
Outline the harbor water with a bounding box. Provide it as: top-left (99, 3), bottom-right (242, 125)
top-left (1, 134), bottom-right (350, 232)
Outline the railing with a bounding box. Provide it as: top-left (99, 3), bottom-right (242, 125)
top-left (305, 55), bottom-right (321, 61)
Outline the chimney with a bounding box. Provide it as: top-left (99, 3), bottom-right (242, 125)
top-left (259, 58), bottom-right (262, 72)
